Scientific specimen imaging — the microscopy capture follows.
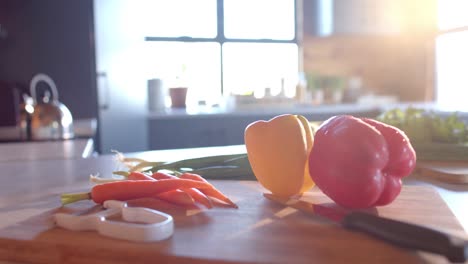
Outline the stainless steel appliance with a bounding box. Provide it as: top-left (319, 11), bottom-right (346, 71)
top-left (21, 73), bottom-right (74, 140)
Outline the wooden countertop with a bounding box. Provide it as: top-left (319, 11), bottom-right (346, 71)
top-left (0, 138), bottom-right (94, 162)
top-left (0, 145), bottom-right (466, 263)
top-left (130, 145), bottom-right (468, 232)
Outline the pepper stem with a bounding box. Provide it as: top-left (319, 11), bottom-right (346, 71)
top-left (61, 192), bottom-right (91, 205)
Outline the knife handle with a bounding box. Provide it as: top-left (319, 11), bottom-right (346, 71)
top-left (342, 212), bottom-right (467, 263)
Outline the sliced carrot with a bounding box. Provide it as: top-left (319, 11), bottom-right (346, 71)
top-left (183, 188), bottom-right (213, 208)
top-left (179, 173), bottom-right (238, 208)
top-left (155, 189), bottom-right (195, 206)
top-left (90, 179), bottom-right (212, 204)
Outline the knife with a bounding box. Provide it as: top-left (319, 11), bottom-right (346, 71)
top-left (263, 193), bottom-right (468, 263)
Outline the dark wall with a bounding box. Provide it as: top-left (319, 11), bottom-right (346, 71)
top-left (0, 0), bottom-right (34, 85)
top-left (0, 0), bottom-right (98, 120)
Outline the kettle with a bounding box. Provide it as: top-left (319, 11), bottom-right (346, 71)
top-left (21, 74), bottom-right (74, 141)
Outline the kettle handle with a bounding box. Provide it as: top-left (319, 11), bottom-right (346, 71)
top-left (30, 73), bottom-right (59, 104)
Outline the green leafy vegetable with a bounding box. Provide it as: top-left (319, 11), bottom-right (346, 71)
top-left (118, 153), bottom-right (255, 180)
top-left (377, 107), bottom-right (468, 161)
top-left (377, 107), bottom-right (467, 144)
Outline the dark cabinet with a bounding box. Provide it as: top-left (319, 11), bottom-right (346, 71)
top-left (148, 105), bottom-right (381, 150)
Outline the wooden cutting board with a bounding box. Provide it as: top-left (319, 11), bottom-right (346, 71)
top-left (0, 181), bottom-right (464, 264)
top-left (416, 162), bottom-right (468, 184)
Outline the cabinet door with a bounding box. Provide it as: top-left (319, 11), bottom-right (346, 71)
top-left (149, 118), bottom-right (228, 150)
top-left (149, 116), bottom-right (262, 150)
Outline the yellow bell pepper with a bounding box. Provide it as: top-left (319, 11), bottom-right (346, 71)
top-left (244, 114), bottom-right (315, 198)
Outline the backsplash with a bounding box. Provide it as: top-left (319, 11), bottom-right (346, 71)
top-left (302, 34), bottom-right (435, 102)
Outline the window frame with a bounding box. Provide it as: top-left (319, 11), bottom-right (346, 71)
top-left (144, 0), bottom-right (299, 95)
top-left (434, 0), bottom-right (468, 109)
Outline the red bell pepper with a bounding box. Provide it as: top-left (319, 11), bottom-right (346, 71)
top-left (308, 115), bottom-right (416, 209)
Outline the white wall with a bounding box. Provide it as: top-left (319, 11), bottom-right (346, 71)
top-left (94, 0), bottom-right (152, 153)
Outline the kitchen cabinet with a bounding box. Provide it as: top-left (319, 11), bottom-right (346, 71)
top-left (148, 104), bottom-right (381, 150)
top-left (149, 115), bottom-right (258, 150)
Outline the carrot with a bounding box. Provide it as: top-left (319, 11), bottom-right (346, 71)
top-left (152, 172), bottom-right (214, 208)
top-left (61, 179), bottom-right (212, 205)
top-left (155, 189), bottom-right (195, 206)
top-left (128, 171), bottom-right (155, 181)
top-left (130, 171), bottom-right (194, 206)
top-left (153, 171), bottom-right (229, 208)
top-left (92, 179), bottom-right (211, 204)
top-left (126, 197), bottom-right (198, 215)
top-left (183, 188), bottom-right (213, 208)
top-left (151, 171), bottom-right (178, 180)
top-left (179, 173), bottom-right (238, 208)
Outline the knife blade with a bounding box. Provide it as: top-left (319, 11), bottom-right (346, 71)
top-left (263, 193), bottom-right (468, 263)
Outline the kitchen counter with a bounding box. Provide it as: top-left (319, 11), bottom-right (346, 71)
top-left (148, 102), bottom-right (383, 120)
top-left (0, 145), bottom-right (466, 263)
top-left (147, 104), bottom-right (383, 150)
top-left (148, 101), bottom-right (468, 120)
top-left (130, 145), bottom-right (468, 232)
top-left (147, 101), bottom-right (468, 151)
top-left (0, 138), bottom-right (94, 162)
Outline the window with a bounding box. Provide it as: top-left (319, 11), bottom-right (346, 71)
top-left (143, 0), bottom-right (298, 109)
top-left (143, 0), bottom-right (217, 38)
top-left (435, 0), bottom-right (468, 111)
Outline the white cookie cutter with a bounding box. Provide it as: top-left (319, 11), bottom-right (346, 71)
top-left (54, 200), bottom-right (174, 242)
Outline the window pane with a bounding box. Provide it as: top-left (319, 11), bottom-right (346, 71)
top-left (437, 0), bottom-right (468, 30)
top-left (224, 0), bottom-right (295, 40)
top-left (142, 0), bottom-right (217, 38)
top-left (436, 31), bottom-right (468, 111)
top-left (143, 42), bottom-right (221, 108)
top-left (223, 43), bottom-right (298, 97)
